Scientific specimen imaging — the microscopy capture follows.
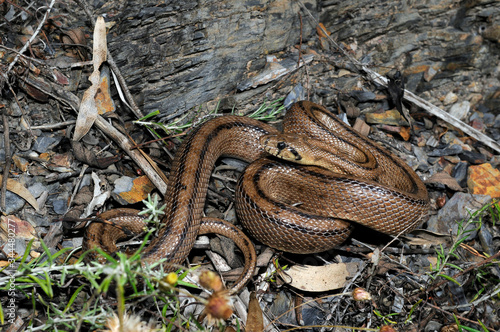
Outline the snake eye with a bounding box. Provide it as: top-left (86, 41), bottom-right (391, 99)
top-left (277, 141), bottom-right (286, 151)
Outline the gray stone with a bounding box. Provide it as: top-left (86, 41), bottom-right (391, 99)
top-left (33, 134), bottom-right (62, 154)
top-left (428, 144), bottom-right (463, 156)
top-left (451, 161), bottom-right (468, 188)
top-left (443, 92), bottom-right (458, 105)
top-left (1, 191), bottom-right (26, 214)
top-left (494, 114), bottom-right (500, 128)
top-left (426, 192), bottom-right (491, 240)
top-left (52, 199), bottom-right (67, 215)
top-left (448, 101), bottom-right (471, 121)
top-left (28, 181), bottom-right (46, 199)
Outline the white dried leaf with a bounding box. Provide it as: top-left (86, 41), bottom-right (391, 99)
top-left (73, 17), bottom-right (107, 141)
top-left (286, 262), bottom-right (359, 292)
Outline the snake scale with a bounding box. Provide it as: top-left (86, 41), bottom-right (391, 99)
top-left (83, 101), bottom-right (429, 293)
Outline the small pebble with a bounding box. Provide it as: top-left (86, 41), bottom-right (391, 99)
top-left (494, 114), bottom-right (500, 128)
top-left (52, 199), bottom-right (67, 215)
top-left (459, 151), bottom-right (487, 164)
top-left (443, 92), bottom-right (458, 105)
top-left (469, 118), bottom-right (485, 131)
top-left (448, 100), bottom-right (470, 120)
top-left (467, 163), bottom-right (500, 198)
top-left (426, 136), bottom-right (439, 148)
top-left (33, 134), bottom-right (62, 154)
top-left (349, 90), bottom-right (376, 102)
top-left (423, 117), bottom-right (434, 130)
top-left (451, 161), bottom-right (468, 188)
top-left (489, 128), bottom-right (500, 141)
top-left (444, 155), bottom-right (461, 163)
top-left (2, 191), bottom-right (26, 214)
top-left (428, 144), bottom-right (463, 157)
top-left (482, 112), bottom-right (495, 125)
top-left (426, 192), bottom-right (491, 239)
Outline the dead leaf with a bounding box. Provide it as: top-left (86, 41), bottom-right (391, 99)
top-left (73, 17), bottom-right (107, 141)
top-left (246, 292), bottom-right (264, 332)
top-left (70, 140), bottom-right (119, 168)
top-left (0, 175), bottom-right (39, 211)
top-left (403, 229), bottom-right (450, 246)
top-left (286, 262), bottom-right (359, 292)
top-left (0, 215), bottom-right (36, 240)
top-left (84, 172), bottom-right (110, 217)
top-left (61, 28), bottom-right (88, 60)
top-left (425, 171), bottom-right (464, 191)
top-left (12, 155), bottom-right (29, 172)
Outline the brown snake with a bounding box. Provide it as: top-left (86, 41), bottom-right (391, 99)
top-left (83, 101), bottom-right (429, 294)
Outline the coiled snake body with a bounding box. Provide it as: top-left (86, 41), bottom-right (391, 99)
top-left (83, 101), bottom-right (429, 293)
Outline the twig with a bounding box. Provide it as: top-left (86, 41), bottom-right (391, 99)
top-left (295, 0), bottom-right (500, 154)
top-left (297, 12), bottom-right (303, 68)
top-left (5, 0), bottom-right (56, 75)
top-left (0, 44), bottom-right (46, 65)
top-left (1, 108), bottom-right (11, 211)
top-left (31, 120), bottom-right (77, 130)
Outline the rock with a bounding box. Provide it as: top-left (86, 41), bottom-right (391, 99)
top-left (490, 155), bottom-right (500, 168)
top-left (469, 118), bottom-right (485, 132)
top-left (459, 151), bottom-right (487, 164)
top-left (467, 163), bottom-right (500, 198)
top-left (237, 53), bottom-right (314, 91)
top-left (8, 100), bottom-right (23, 116)
top-left (423, 117), bottom-right (434, 130)
top-left (424, 321), bottom-right (443, 332)
top-left (426, 192), bottom-right (491, 240)
top-left (443, 92), bottom-right (458, 105)
top-left (283, 83), bottom-right (305, 109)
top-left (490, 128), bottom-right (500, 141)
top-left (1, 191), bottom-right (26, 215)
top-left (103, 0), bottom-right (317, 117)
top-left (33, 134), bottom-right (62, 154)
top-left (52, 199), bottom-right (67, 215)
top-left (494, 114), bottom-right (500, 128)
top-left (352, 118), bottom-right (371, 137)
top-left (349, 90), bottom-right (376, 102)
top-left (428, 144), bottom-right (463, 157)
top-left (423, 65), bottom-right (438, 82)
top-left (365, 109), bottom-right (408, 126)
top-left (451, 161), bottom-right (468, 188)
top-left (426, 136), bottom-right (439, 148)
top-left (448, 101), bottom-right (470, 121)
top-left (440, 132), bottom-right (472, 151)
top-left (28, 182), bottom-right (47, 198)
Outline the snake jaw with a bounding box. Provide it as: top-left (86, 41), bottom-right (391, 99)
top-left (260, 134), bottom-right (303, 161)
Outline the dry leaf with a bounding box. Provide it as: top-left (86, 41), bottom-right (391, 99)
top-left (84, 172), bottom-right (110, 217)
top-left (286, 262), bottom-right (359, 292)
top-left (246, 292), bottom-right (264, 332)
top-left (403, 229), bottom-right (450, 246)
top-left (73, 17), bottom-right (107, 141)
top-left (0, 175), bottom-right (39, 211)
top-left (70, 140), bottom-right (119, 168)
top-left (0, 215), bottom-right (36, 240)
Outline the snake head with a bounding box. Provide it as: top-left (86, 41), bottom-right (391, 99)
top-left (260, 134), bottom-right (309, 162)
